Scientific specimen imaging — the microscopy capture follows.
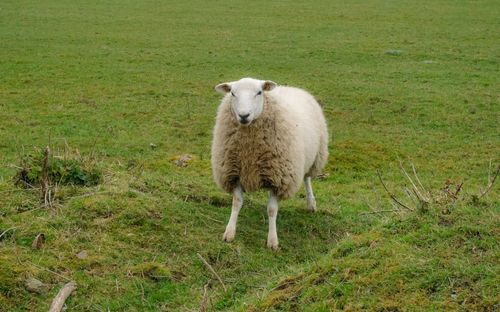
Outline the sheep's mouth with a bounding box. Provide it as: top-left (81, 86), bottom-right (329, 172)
top-left (239, 119), bottom-right (251, 125)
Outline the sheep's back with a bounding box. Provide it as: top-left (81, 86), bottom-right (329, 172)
top-left (269, 87), bottom-right (328, 177)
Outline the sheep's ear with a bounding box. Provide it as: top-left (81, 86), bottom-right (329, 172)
top-left (262, 80), bottom-right (277, 91)
top-left (215, 82), bottom-right (232, 94)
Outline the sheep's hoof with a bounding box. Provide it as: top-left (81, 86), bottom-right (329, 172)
top-left (267, 237), bottom-right (279, 250)
top-left (307, 200), bottom-right (317, 212)
top-left (222, 227), bottom-right (235, 242)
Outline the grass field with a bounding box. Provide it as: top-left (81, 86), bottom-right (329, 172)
top-left (1, 0), bottom-right (499, 311)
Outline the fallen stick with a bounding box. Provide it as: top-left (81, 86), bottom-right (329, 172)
top-left (196, 253), bottom-right (227, 292)
top-left (48, 281), bottom-right (76, 312)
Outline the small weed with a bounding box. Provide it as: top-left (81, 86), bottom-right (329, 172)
top-left (130, 262), bottom-right (172, 282)
top-left (15, 146), bottom-right (102, 188)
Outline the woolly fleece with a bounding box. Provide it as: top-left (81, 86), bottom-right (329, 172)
top-left (211, 86), bottom-right (328, 199)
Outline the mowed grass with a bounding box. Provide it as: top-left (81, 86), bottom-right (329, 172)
top-left (0, 0), bottom-right (498, 311)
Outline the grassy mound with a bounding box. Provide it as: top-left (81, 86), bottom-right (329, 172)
top-left (241, 201), bottom-right (498, 311)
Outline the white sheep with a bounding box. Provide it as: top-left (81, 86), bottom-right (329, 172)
top-left (211, 77), bottom-right (328, 249)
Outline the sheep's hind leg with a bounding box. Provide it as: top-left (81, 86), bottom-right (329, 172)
top-left (223, 184), bottom-right (243, 242)
top-left (267, 192), bottom-right (279, 250)
top-left (304, 176), bottom-right (316, 212)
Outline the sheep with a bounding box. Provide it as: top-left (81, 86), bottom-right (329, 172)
top-left (211, 77), bottom-right (328, 249)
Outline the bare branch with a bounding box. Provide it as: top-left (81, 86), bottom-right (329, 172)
top-left (377, 170), bottom-right (413, 211)
top-left (196, 253), bottom-right (227, 292)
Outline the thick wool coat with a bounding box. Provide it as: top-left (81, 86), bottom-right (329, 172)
top-left (211, 86), bottom-right (328, 199)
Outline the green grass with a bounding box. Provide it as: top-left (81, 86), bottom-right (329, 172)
top-left (1, 0), bottom-right (498, 311)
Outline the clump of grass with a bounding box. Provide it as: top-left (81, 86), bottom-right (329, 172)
top-left (12, 144), bottom-right (103, 209)
top-left (373, 160), bottom-right (500, 216)
top-left (130, 262), bottom-right (172, 281)
top-left (14, 145), bottom-right (102, 188)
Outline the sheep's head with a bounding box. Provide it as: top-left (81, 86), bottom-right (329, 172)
top-left (215, 78), bottom-right (277, 126)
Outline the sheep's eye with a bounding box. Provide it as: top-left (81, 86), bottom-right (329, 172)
top-left (257, 91), bottom-right (262, 96)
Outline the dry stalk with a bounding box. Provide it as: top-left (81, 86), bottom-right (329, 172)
top-left (360, 209), bottom-right (400, 215)
top-left (400, 161), bottom-right (431, 203)
top-left (41, 146), bottom-right (54, 208)
top-left (454, 182), bottom-right (463, 197)
top-left (0, 227), bottom-right (17, 240)
top-left (411, 163), bottom-right (431, 200)
top-left (196, 253), bottom-right (227, 292)
top-left (376, 170), bottom-right (413, 211)
top-left (361, 193), bottom-right (400, 215)
top-left (24, 260), bottom-right (72, 282)
top-left (199, 283), bottom-right (210, 312)
top-left (48, 281), bottom-right (77, 312)
top-left (403, 187), bottom-right (418, 205)
top-left (479, 161), bottom-right (500, 199)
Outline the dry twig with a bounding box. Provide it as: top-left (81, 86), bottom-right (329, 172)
top-left (41, 146), bottom-right (53, 208)
top-left (199, 283), bottom-right (210, 312)
top-left (401, 161), bottom-right (433, 205)
top-left (479, 161), bottom-right (500, 199)
top-left (454, 182), bottom-right (463, 197)
top-left (400, 161), bottom-right (427, 202)
top-left (411, 163), bottom-right (431, 200)
top-left (376, 170), bottom-right (413, 211)
top-left (24, 261), bottom-right (72, 282)
top-left (48, 281), bottom-right (77, 312)
top-left (360, 209), bottom-right (400, 215)
top-left (196, 253), bottom-right (227, 292)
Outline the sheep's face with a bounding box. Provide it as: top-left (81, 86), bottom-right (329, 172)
top-left (215, 78), bottom-right (277, 126)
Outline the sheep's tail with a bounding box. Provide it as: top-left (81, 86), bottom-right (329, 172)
top-left (307, 133), bottom-right (329, 178)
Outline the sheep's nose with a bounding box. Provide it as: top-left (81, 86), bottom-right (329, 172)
top-left (239, 113), bottom-right (250, 123)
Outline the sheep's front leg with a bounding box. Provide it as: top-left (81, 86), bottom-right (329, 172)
top-left (267, 192), bottom-right (279, 250)
top-left (304, 176), bottom-right (316, 212)
top-left (223, 185), bottom-right (243, 242)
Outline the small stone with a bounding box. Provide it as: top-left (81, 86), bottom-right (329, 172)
top-left (76, 250), bottom-right (88, 259)
top-left (422, 60), bottom-right (436, 64)
top-left (172, 154), bottom-right (193, 167)
top-left (25, 277), bottom-right (46, 293)
top-left (385, 49), bottom-right (403, 56)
